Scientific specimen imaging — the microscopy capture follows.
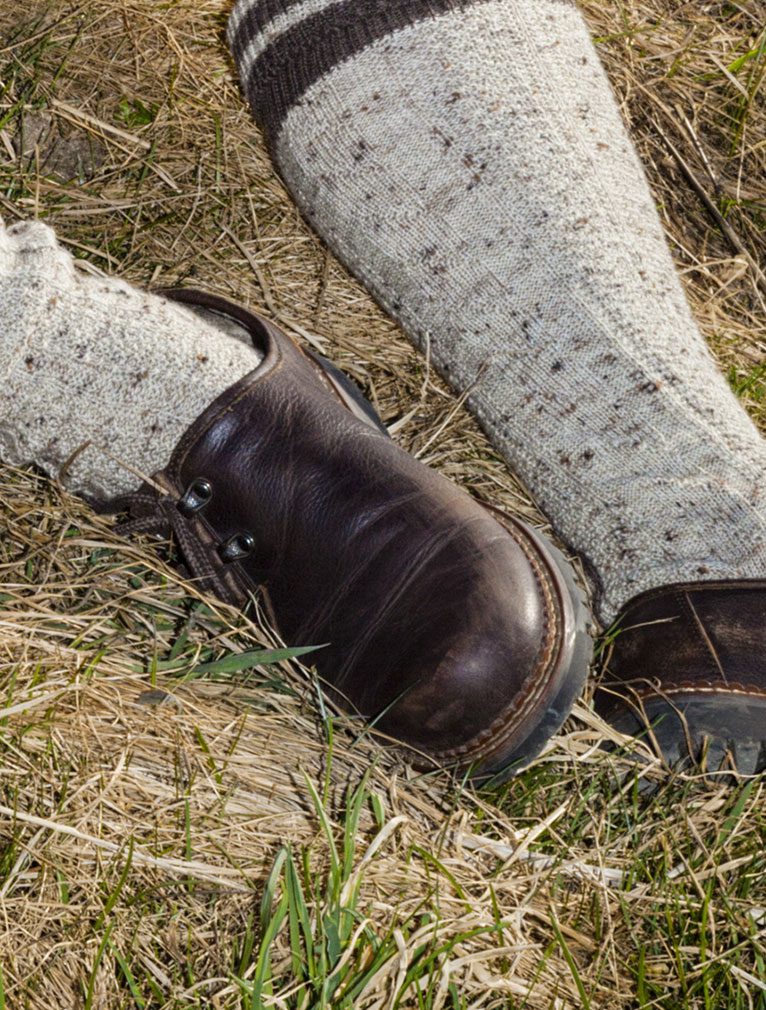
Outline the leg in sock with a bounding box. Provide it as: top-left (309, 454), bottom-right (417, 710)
top-left (228, 0), bottom-right (766, 625)
top-left (0, 218), bottom-right (262, 500)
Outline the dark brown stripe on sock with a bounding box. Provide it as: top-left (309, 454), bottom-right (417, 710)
top-left (235, 0), bottom-right (487, 145)
top-left (229, 0), bottom-right (306, 64)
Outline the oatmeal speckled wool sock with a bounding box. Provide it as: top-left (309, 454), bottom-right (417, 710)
top-left (229, 0), bottom-right (766, 622)
top-left (0, 218), bottom-right (261, 499)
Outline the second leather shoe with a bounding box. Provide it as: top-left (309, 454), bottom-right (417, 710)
top-left (596, 580), bottom-right (766, 776)
top-left (106, 289), bottom-right (593, 778)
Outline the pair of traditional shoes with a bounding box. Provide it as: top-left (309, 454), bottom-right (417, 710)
top-left (102, 289), bottom-right (766, 780)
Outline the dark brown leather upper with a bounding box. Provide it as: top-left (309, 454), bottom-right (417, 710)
top-left (596, 580), bottom-right (766, 717)
top-left (121, 290), bottom-right (579, 767)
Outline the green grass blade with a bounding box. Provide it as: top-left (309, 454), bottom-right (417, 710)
top-left (107, 942), bottom-right (146, 1009)
top-left (550, 912), bottom-right (591, 1010)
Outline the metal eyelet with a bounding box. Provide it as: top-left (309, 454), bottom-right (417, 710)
top-left (177, 478), bottom-right (213, 516)
top-left (219, 532), bottom-right (255, 563)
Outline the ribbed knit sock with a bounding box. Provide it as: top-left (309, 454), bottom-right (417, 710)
top-left (0, 218), bottom-right (261, 500)
top-left (229, 0), bottom-right (766, 623)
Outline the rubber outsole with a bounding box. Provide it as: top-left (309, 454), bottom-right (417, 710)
top-left (605, 690), bottom-right (766, 777)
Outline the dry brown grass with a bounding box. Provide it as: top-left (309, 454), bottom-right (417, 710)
top-left (0, 464), bottom-right (648, 1008)
top-left (0, 2), bottom-right (764, 1008)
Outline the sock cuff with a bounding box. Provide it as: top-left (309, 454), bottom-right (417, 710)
top-left (228, 0), bottom-right (484, 145)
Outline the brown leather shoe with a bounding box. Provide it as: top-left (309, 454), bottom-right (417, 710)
top-left (103, 288), bottom-right (593, 778)
top-left (595, 580), bottom-right (766, 775)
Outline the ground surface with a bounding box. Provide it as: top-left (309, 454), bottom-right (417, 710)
top-left (0, 2), bottom-right (764, 1008)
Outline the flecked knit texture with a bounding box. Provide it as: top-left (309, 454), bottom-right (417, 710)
top-left (0, 218), bottom-right (261, 500)
top-left (229, 0), bottom-right (766, 622)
